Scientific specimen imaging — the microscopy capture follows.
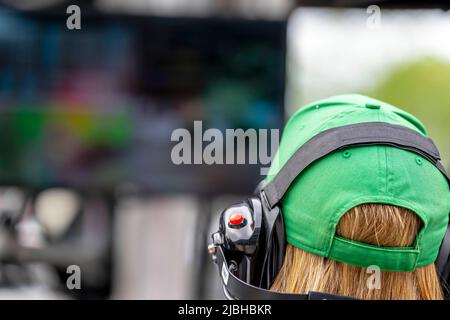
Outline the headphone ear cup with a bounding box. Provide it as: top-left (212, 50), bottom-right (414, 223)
top-left (274, 209), bottom-right (286, 271)
top-left (219, 198), bottom-right (262, 254)
top-left (259, 203), bottom-right (286, 289)
top-left (436, 221), bottom-right (450, 297)
top-left (267, 207), bottom-right (286, 284)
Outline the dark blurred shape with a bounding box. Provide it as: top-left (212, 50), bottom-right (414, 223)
top-left (0, 187), bottom-right (113, 299)
top-left (296, 0), bottom-right (450, 9)
top-left (0, 0), bottom-right (95, 11)
top-left (0, 9), bottom-right (286, 196)
top-left (0, 1), bottom-right (292, 19)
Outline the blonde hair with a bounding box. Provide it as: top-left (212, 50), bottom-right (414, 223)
top-left (271, 204), bottom-right (443, 299)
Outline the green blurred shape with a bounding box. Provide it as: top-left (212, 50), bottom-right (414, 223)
top-left (8, 106), bottom-right (132, 148)
top-left (366, 57), bottom-right (450, 166)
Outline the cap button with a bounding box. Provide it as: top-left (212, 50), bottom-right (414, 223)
top-left (365, 103), bottom-right (381, 110)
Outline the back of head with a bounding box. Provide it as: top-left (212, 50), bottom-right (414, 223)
top-left (265, 95), bottom-right (450, 300)
top-left (271, 203), bottom-right (443, 299)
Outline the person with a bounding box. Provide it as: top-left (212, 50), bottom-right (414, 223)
top-left (209, 94), bottom-right (450, 300)
top-left (266, 94), bottom-right (449, 299)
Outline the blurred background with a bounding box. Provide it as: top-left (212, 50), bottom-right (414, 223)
top-left (0, 0), bottom-right (449, 299)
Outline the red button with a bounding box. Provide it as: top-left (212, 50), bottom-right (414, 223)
top-left (229, 213), bottom-right (244, 225)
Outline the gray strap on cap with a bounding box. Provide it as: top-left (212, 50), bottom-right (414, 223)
top-left (262, 122), bottom-right (450, 209)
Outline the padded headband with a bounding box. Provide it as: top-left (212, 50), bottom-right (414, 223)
top-left (262, 122), bottom-right (450, 208)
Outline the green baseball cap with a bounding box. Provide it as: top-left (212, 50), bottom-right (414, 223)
top-left (265, 94), bottom-right (450, 272)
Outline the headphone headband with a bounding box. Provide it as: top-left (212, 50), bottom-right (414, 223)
top-left (262, 122), bottom-right (450, 208)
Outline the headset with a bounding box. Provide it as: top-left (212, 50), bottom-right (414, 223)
top-left (208, 122), bottom-right (450, 300)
